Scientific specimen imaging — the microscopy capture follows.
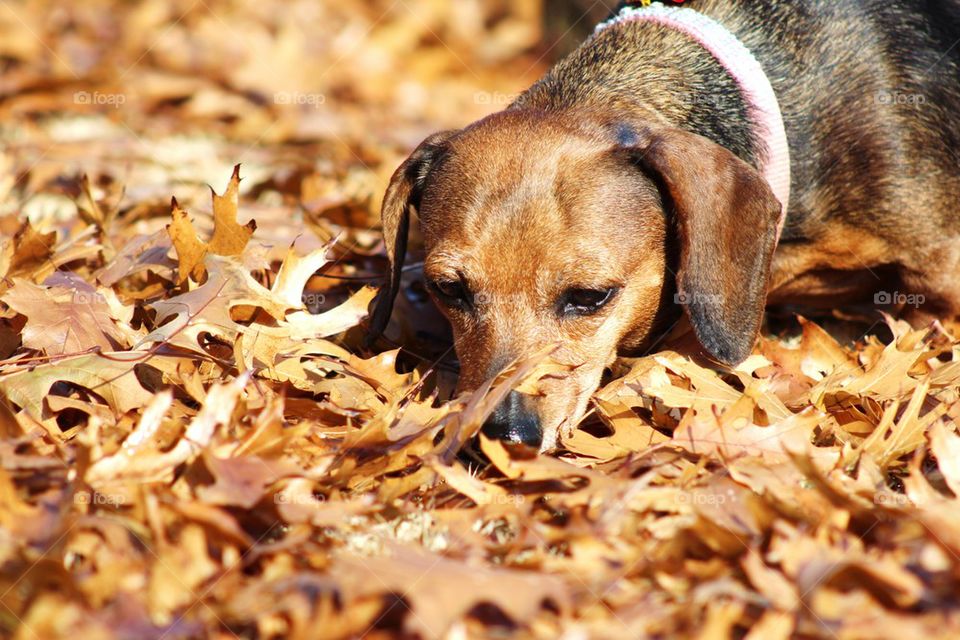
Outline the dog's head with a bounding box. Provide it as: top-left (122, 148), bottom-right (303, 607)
top-left (370, 108), bottom-right (782, 450)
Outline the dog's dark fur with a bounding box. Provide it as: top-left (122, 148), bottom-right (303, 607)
top-left (372, 0), bottom-right (960, 450)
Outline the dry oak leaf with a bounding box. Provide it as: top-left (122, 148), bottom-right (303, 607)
top-left (195, 450), bottom-right (298, 509)
top-left (283, 284), bottom-right (377, 341)
top-left (167, 165), bottom-right (256, 283)
top-left (147, 523), bottom-right (220, 622)
top-left (208, 163), bottom-right (256, 255)
top-left (265, 342), bottom-right (358, 393)
top-left (87, 373), bottom-right (249, 485)
top-left (4, 272), bottom-right (138, 356)
top-left (18, 592), bottom-right (193, 640)
top-left (331, 401), bottom-right (450, 489)
top-left (647, 352), bottom-right (792, 422)
top-left (672, 393), bottom-right (825, 464)
top-left (773, 523), bottom-right (925, 610)
top-left (0, 352), bottom-right (153, 431)
top-left (97, 230), bottom-right (177, 287)
top-left (561, 397), bottom-right (668, 462)
top-left (430, 346), bottom-right (564, 459)
top-left (274, 478), bottom-right (376, 526)
top-left (725, 456), bottom-right (837, 526)
top-left (0, 220), bottom-right (56, 280)
top-left (333, 543), bottom-right (570, 638)
top-left (0, 466), bottom-right (65, 546)
top-left (861, 377), bottom-right (946, 466)
top-left (172, 500), bottom-right (256, 548)
top-left (428, 456), bottom-right (516, 507)
top-left (741, 552), bottom-right (800, 612)
top-left (270, 242), bottom-right (333, 307)
top-left (166, 197), bottom-right (207, 284)
top-left (270, 242), bottom-right (378, 339)
top-left (477, 433), bottom-right (616, 500)
top-left (142, 253), bottom-right (290, 352)
top-left (338, 389), bottom-right (445, 453)
top-left (812, 330), bottom-right (930, 405)
top-left (144, 248), bottom-right (373, 365)
top-left (903, 430), bottom-right (960, 558)
top-left (337, 348), bottom-right (420, 398)
top-left (233, 391), bottom-right (296, 458)
top-left (929, 420), bottom-right (960, 496)
top-left (758, 316), bottom-right (857, 382)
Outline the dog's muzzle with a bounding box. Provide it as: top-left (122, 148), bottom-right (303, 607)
top-left (481, 390), bottom-right (542, 448)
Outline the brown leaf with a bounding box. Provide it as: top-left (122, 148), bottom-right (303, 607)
top-left (208, 164), bottom-right (256, 256)
top-left (928, 420), bottom-right (960, 496)
top-left (0, 220), bottom-right (56, 280)
top-left (0, 352), bottom-right (154, 431)
top-left (862, 378), bottom-right (944, 466)
top-left (86, 374), bottom-right (248, 484)
top-left (142, 253), bottom-right (290, 353)
top-left (166, 196), bottom-right (207, 284)
top-left (333, 543), bottom-right (569, 638)
top-left (4, 273), bottom-right (138, 355)
top-left (672, 398), bottom-right (824, 464)
top-left (195, 450), bottom-right (295, 509)
top-left (98, 230), bottom-right (177, 287)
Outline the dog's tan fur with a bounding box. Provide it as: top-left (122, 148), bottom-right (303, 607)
top-left (371, 0), bottom-right (960, 450)
top-left (417, 113), bottom-right (670, 448)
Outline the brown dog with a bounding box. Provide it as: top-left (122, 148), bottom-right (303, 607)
top-left (370, 0), bottom-right (960, 450)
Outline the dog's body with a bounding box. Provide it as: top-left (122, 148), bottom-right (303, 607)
top-left (525, 0), bottom-right (960, 309)
top-left (373, 0), bottom-right (960, 450)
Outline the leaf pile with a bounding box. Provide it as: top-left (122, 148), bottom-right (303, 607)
top-left (3, 2), bottom-right (960, 639)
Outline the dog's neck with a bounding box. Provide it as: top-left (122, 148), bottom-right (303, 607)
top-left (595, 2), bottom-right (791, 216)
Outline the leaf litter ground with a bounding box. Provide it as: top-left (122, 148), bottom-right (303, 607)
top-left (2, 2), bottom-right (960, 639)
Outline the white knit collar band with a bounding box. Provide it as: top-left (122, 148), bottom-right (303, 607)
top-left (596, 2), bottom-right (791, 221)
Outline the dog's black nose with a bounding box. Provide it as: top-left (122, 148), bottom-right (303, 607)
top-left (481, 391), bottom-right (542, 448)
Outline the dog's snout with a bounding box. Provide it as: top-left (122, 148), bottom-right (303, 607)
top-left (481, 391), bottom-right (542, 448)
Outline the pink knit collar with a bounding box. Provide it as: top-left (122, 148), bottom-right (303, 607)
top-left (597, 2), bottom-right (791, 220)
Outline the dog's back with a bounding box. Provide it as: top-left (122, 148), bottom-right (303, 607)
top-left (520, 0), bottom-right (960, 234)
top-left (515, 0), bottom-right (960, 311)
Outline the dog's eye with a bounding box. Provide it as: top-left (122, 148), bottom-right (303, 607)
top-left (427, 278), bottom-right (470, 307)
top-left (560, 287), bottom-right (618, 316)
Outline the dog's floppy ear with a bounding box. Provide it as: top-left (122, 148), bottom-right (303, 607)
top-left (368, 130), bottom-right (455, 339)
top-left (626, 126), bottom-right (784, 364)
